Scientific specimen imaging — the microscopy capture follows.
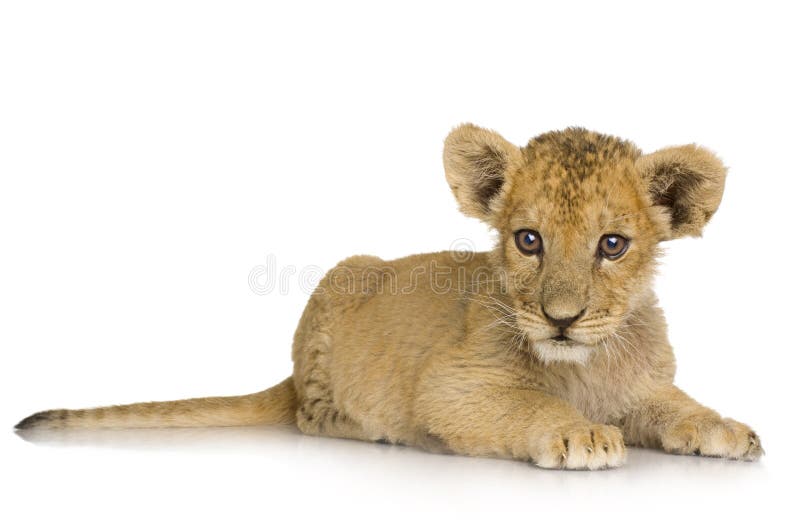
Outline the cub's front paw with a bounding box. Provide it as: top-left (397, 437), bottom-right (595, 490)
top-left (530, 423), bottom-right (626, 470)
top-left (661, 416), bottom-right (763, 461)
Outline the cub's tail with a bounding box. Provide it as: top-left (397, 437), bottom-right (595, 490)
top-left (14, 377), bottom-right (297, 430)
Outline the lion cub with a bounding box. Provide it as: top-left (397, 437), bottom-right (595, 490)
top-left (17, 125), bottom-right (762, 469)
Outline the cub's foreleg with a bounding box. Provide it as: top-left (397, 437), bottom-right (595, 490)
top-left (415, 375), bottom-right (626, 470)
top-left (620, 384), bottom-right (763, 460)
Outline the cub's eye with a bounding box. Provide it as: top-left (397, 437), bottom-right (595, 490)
top-left (598, 234), bottom-right (629, 260)
top-left (514, 229), bottom-right (543, 256)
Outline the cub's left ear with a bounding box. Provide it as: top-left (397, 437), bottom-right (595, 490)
top-left (443, 124), bottom-right (523, 224)
top-left (636, 145), bottom-right (727, 239)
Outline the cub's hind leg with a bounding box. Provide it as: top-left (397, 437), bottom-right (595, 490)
top-left (295, 388), bottom-right (368, 441)
top-left (291, 288), bottom-right (371, 443)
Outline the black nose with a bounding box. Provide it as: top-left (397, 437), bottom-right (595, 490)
top-left (543, 308), bottom-right (586, 329)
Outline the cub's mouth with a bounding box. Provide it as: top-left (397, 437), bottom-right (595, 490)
top-left (547, 335), bottom-right (584, 347)
top-left (532, 337), bottom-right (594, 364)
top-left (515, 311), bottom-right (597, 363)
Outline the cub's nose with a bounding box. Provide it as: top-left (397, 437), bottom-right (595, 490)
top-left (543, 308), bottom-right (586, 330)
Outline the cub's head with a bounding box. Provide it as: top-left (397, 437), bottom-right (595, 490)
top-left (444, 124), bottom-right (725, 364)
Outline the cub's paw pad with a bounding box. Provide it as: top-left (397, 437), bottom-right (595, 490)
top-left (662, 417), bottom-right (763, 460)
top-left (531, 423), bottom-right (626, 470)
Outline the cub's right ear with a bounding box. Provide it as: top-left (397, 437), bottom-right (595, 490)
top-left (443, 124), bottom-right (523, 224)
top-left (636, 144), bottom-right (727, 240)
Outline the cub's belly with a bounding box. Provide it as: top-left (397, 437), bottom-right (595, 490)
top-left (325, 289), bottom-right (463, 441)
top-left (293, 251), bottom-right (484, 441)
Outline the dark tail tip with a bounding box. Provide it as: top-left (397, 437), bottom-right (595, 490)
top-left (15, 411), bottom-right (55, 430)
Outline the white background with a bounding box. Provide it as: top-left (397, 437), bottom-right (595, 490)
top-left (1, 1), bottom-right (798, 530)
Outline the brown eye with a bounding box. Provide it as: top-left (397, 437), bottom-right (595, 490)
top-left (514, 229), bottom-right (543, 256)
top-left (598, 234), bottom-right (629, 260)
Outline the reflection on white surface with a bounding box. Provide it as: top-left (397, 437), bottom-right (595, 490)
top-left (7, 424), bottom-right (783, 532)
top-left (17, 425), bottom-right (307, 451)
top-left (15, 424), bottom-right (766, 480)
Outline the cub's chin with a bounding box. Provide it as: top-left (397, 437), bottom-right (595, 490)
top-left (532, 338), bottom-right (593, 365)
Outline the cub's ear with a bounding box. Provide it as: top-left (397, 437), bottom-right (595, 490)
top-left (443, 124), bottom-right (523, 223)
top-left (636, 144), bottom-right (727, 239)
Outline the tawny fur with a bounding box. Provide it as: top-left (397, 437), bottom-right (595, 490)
top-left (16, 124), bottom-right (762, 470)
